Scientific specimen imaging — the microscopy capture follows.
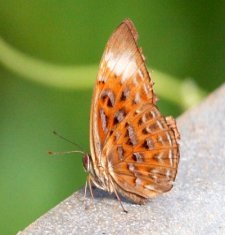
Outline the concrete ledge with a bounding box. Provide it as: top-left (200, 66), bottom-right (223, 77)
top-left (18, 84), bottom-right (225, 235)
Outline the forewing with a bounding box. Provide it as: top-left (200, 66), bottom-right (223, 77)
top-left (90, 19), bottom-right (156, 166)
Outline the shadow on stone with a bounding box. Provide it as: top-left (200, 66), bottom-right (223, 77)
top-left (84, 186), bottom-right (134, 205)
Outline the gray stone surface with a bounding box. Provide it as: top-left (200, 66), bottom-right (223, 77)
top-left (18, 85), bottom-right (225, 235)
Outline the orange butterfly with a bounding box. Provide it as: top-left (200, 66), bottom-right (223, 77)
top-left (83, 19), bottom-right (180, 212)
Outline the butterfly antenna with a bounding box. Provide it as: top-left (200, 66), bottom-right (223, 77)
top-left (52, 130), bottom-right (86, 152)
top-left (48, 150), bottom-right (85, 156)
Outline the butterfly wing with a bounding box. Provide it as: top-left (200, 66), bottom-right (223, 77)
top-left (90, 19), bottom-right (180, 202)
top-left (90, 19), bottom-right (156, 166)
top-left (103, 102), bottom-right (180, 202)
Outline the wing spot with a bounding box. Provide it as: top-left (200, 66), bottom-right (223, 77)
top-left (128, 163), bottom-right (135, 172)
top-left (98, 76), bottom-right (107, 82)
top-left (149, 122), bottom-right (161, 132)
top-left (142, 128), bottom-right (148, 134)
top-left (100, 109), bottom-right (108, 133)
top-left (135, 178), bottom-right (142, 187)
top-left (138, 118), bottom-right (143, 126)
top-left (142, 138), bottom-right (154, 150)
top-left (122, 61), bottom-right (137, 82)
top-left (120, 92), bottom-right (126, 101)
top-left (101, 89), bottom-right (115, 107)
top-left (134, 92), bottom-right (141, 104)
top-left (153, 152), bottom-right (164, 163)
top-left (127, 124), bottom-right (137, 146)
top-left (142, 111), bottom-right (153, 123)
top-left (132, 153), bottom-right (144, 162)
top-left (117, 146), bottom-right (124, 161)
top-left (120, 87), bottom-right (130, 101)
top-left (107, 52), bottom-right (136, 80)
top-left (107, 98), bottom-right (113, 107)
top-left (114, 109), bottom-right (126, 125)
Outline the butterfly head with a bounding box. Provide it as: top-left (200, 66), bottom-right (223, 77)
top-left (82, 153), bottom-right (92, 173)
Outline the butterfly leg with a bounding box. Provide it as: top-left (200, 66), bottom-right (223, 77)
top-left (83, 176), bottom-right (95, 210)
top-left (88, 176), bottom-right (94, 200)
top-left (83, 180), bottom-right (89, 209)
top-left (84, 180), bottom-right (88, 199)
top-left (109, 178), bottom-right (128, 213)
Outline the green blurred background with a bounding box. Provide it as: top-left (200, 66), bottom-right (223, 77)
top-left (0, 1), bottom-right (224, 234)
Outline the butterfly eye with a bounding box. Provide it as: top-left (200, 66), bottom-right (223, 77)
top-left (82, 154), bottom-right (90, 172)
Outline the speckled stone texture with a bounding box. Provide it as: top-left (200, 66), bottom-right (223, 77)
top-left (18, 84), bottom-right (225, 235)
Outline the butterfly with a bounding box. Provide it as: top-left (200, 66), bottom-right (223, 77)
top-left (83, 19), bottom-right (180, 212)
